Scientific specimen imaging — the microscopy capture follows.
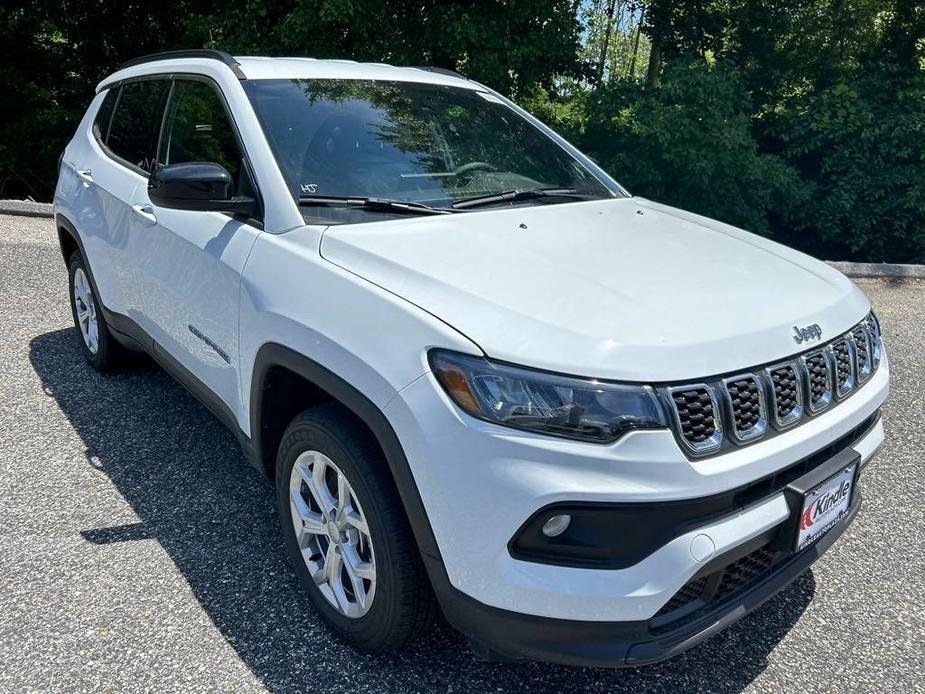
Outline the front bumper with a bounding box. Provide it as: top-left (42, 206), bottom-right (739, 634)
top-left (386, 358), bottom-right (888, 623)
top-left (429, 484), bottom-right (862, 667)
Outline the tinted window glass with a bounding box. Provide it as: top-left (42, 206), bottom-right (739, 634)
top-left (93, 89), bottom-right (118, 141)
top-left (107, 80), bottom-right (169, 172)
top-left (244, 79), bottom-right (612, 222)
top-left (160, 80), bottom-right (242, 179)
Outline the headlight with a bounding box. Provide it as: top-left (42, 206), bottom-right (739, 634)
top-left (428, 349), bottom-right (667, 443)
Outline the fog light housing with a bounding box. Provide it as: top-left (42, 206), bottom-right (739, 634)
top-left (541, 514), bottom-right (571, 537)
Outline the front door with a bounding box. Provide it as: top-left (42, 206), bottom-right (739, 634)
top-left (132, 77), bottom-right (262, 424)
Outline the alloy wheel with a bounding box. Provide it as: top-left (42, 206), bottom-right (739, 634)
top-left (73, 267), bottom-right (99, 354)
top-left (289, 450), bottom-right (377, 618)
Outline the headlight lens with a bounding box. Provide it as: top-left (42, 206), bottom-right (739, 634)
top-left (429, 349), bottom-right (667, 443)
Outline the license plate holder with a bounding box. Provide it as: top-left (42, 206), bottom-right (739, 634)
top-left (777, 447), bottom-right (861, 553)
top-left (794, 463), bottom-right (856, 551)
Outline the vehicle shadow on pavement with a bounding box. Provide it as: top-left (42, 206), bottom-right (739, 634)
top-left (30, 328), bottom-right (816, 694)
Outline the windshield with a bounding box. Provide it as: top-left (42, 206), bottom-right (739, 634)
top-left (243, 79), bottom-right (615, 223)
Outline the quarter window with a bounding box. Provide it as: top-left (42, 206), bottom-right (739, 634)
top-left (106, 79), bottom-right (170, 173)
top-left (93, 89), bottom-right (118, 141)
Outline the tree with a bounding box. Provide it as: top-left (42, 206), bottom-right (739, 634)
top-left (0, 0), bottom-right (583, 200)
top-left (189, 0), bottom-right (583, 96)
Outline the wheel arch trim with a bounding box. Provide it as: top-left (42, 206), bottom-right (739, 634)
top-left (250, 342), bottom-right (442, 560)
top-left (55, 213), bottom-right (114, 322)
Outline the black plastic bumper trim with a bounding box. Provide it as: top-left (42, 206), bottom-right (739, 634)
top-left (433, 490), bottom-right (861, 668)
top-left (509, 411), bottom-right (879, 570)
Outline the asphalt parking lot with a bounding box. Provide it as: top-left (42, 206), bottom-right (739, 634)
top-left (0, 213), bottom-right (923, 693)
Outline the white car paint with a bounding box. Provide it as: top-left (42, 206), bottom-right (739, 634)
top-left (320, 195), bottom-right (870, 382)
top-left (55, 54), bottom-right (889, 641)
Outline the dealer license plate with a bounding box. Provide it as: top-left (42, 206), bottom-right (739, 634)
top-left (795, 464), bottom-right (856, 551)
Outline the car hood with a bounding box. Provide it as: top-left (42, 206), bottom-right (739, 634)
top-left (320, 197), bottom-right (869, 382)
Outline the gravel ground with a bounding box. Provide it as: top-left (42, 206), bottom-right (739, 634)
top-left (0, 214), bottom-right (923, 693)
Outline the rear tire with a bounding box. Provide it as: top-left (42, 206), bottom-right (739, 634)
top-left (67, 252), bottom-right (125, 371)
top-left (276, 403), bottom-right (435, 652)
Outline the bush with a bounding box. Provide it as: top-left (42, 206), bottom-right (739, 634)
top-left (576, 61), bottom-right (806, 237)
top-left (767, 75), bottom-right (925, 263)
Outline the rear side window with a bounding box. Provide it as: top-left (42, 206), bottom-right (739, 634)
top-left (92, 89), bottom-right (118, 141)
top-left (159, 80), bottom-right (242, 178)
top-left (107, 79), bottom-right (170, 173)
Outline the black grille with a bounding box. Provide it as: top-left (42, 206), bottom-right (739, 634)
top-left (714, 546), bottom-right (777, 601)
top-left (670, 388), bottom-right (717, 446)
top-left (654, 576), bottom-right (707, 617)
top-left (852, 327), bottom-right (870, 377)
top-left (662, 314), bottom-right (879, 456)
top-left (832, 340), bottom-right (852, 390)
top-left (726, 376), bottom-right (763, 434)
top-left (652, 545), bottom-right (778, 633)
top-left (805, 352), bottom-right (830, 406)
top-left (769, 365), bottom-right (799, 420)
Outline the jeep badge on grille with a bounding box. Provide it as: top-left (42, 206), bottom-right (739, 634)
top-left (792, 323), bottom-right (823, 344)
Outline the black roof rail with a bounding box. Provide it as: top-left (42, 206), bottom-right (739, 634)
top-left (117, 49), bottom-right (246, 79)
top-left (416, 66), bottom-right (467, 80)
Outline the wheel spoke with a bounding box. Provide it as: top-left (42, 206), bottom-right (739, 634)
top-left (343, 509), bottom-right (369, 536)
top-left (342, 542), bottom-right (375, 581)
top-left (336, 471), bottom-right (351, 515)
top-left (319, 543), bottom-right (349, 613)
top-left (311, 557), bottom-right (327, 586)
top-left (290, 489), bottom-right (326, 544)
top-left (295, 457), bottom-right (329, 516)
top-left (323, 542), bottom-right (342, 583)
top-left (309, 457), bottom-right (337, 516)
top-left (74, 274), bottom-right (86, 304)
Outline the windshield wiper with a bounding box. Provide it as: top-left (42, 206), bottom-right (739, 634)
top-left (297, 195), bottom-right (455, 216)
top-left (451, 187), bottom-right (590, 209)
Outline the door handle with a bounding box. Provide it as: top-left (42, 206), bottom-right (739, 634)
top-left (74, 167), bottom-right (93, 186)
top-left (131, 204), bottom-right (157, 224)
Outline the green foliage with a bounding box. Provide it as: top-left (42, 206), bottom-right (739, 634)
top-left (0, 0), bottom-right (581, 200)
top-left (578, 61), bottom-right (806, 235)
top-left (770, 75), bottom-right (925, 262)
top-left (0, 0), bottom-right (211, 199)
top-left (189, 0), bottom-right (583, 97)
top-left (1, 0), bottom-right (924, 263)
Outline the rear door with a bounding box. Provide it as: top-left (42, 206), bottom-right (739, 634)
top-left (93, 78), bottom-right (172, 321)
top-left (131, 76), bottom-right (262, 423)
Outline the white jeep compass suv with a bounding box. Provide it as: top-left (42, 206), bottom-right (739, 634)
top-left (54, 50), bottom-right (889, 667)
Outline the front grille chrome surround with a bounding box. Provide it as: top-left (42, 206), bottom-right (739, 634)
top-left (866, 313), bottom-right (882, 369)
top-left (830, 337), bottom-right (856, 398)
top-left (801, 349), bottom-right (834, 414)
top-left (764, 362), bottom-right (804, 429)
top-left (666, 384), bottom-right (723, 454)
top-left (721, 374), bottom-right (767, 442)
top-left (662, 313), bottom-right (881, 457)
top-left (851, 326), bottom-right (873, 384)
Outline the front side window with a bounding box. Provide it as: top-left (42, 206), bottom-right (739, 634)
top-left (106, 79), bottom-right (170, 173)
top-left (159, 80), bottom-right (242, 178)
top-left (244, 79), bottom-right (614, 223)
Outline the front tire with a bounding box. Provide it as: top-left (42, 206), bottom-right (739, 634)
top-left (276, 403), bottom-right (435, 652)
top-left (67, 252), bottom-right (124, 371)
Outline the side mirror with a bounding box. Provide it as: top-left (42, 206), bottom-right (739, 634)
top-left (148, 162), bottom-right (256, 216)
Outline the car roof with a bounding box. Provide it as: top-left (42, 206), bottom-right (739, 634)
top-left (98, 53), bottom-right (483, 92)
top-left (237, 56), bottom-right (476, 86)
